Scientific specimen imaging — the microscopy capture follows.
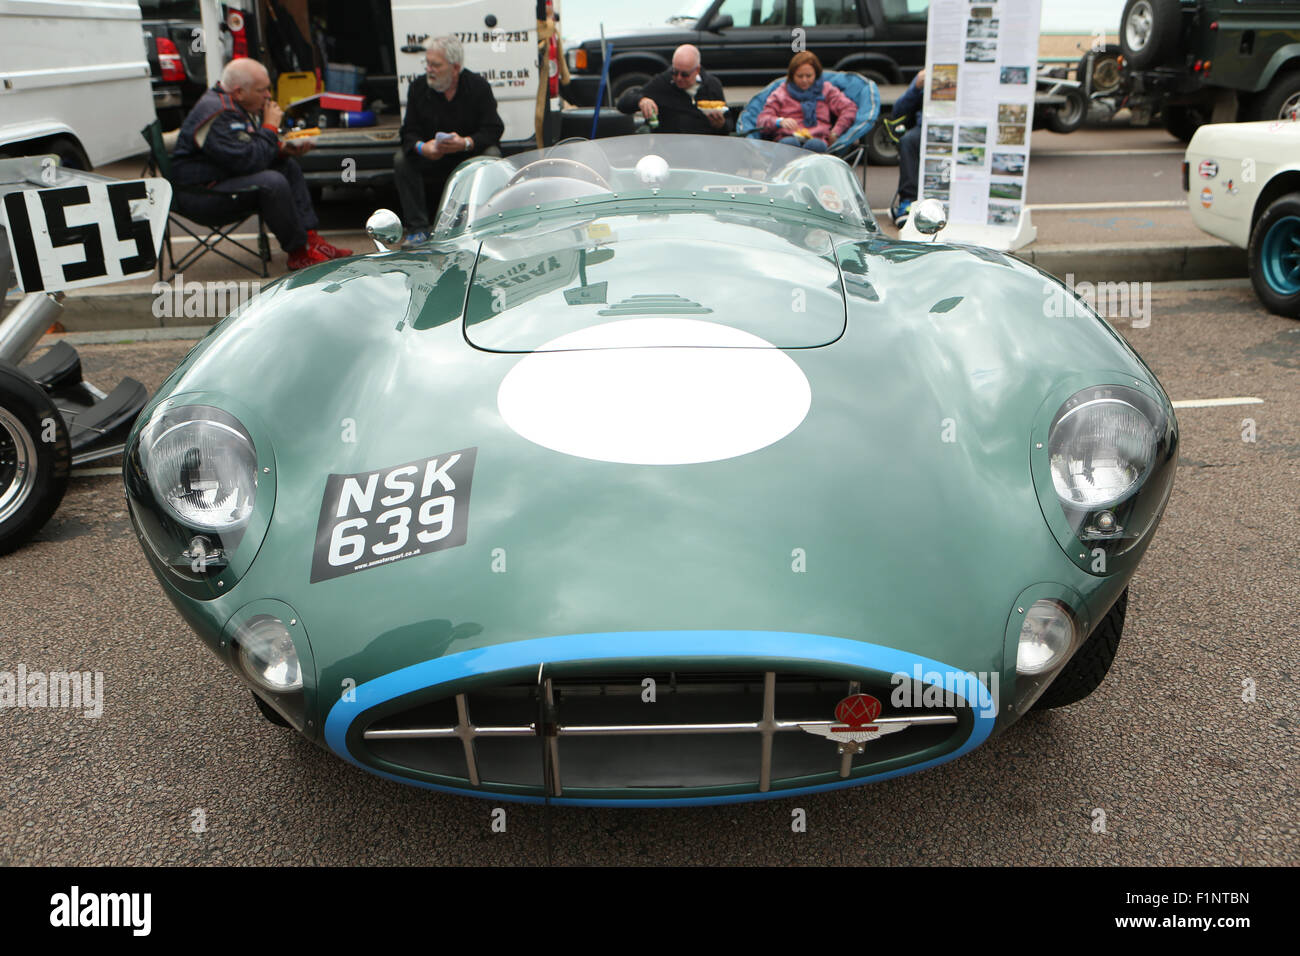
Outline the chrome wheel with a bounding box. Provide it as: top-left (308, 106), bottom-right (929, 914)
top-left (0, 405), bottom-right (38, 526)
top-left (1125, 0), bottom-right (1154, 52)
top-left (1279, 90), bottom-right (1300, 121)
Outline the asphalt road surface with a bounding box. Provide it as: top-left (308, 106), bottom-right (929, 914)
top-left (1, 280), bottom-right (1296, 866)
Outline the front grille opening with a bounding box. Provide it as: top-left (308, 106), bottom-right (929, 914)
top-left (361, 669), bottom-right (972, 795)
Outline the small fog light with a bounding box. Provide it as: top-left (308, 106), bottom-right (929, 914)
top-left (1016, 601), bottom-right (1077, 675)
top-left (1096, 511), bottom-right (1116, 532)
top-left (235, 614), bottom-right (302, 692)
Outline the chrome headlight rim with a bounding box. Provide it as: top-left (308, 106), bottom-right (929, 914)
top-left (1031, 374), bottom-right (1178, 578)
top-left (1004, 583), bottom-right (1092, 719)
top-left (222, 599), bottom-right (316, 735)
top-left (145, 414), bottom-right (258, 533)
top-left (1048, 396), bottom-right (1156, 510)
top-left (124, 392), bottom-right (277, 601)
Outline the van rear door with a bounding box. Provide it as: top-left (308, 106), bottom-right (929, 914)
top-left (390, 0), bottom-right (539, 147)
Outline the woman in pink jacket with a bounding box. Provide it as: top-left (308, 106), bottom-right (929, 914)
top-left (757, 51), bottom-right (857, 153)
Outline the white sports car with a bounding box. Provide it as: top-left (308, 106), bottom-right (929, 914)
top-left (1185, 118), bottom-right (1300, 318)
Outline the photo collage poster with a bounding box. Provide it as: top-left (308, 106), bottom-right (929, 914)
top-left (918, 0), bottom-right (1043, 229)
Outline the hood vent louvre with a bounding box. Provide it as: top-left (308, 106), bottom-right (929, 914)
top-left (597, 294), bottom-right (713, 316)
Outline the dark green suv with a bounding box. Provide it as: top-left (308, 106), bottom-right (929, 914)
top-left (1120, 0), bottom-right (1300, 139)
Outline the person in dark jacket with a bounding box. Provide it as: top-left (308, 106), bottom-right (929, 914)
top-left (395, 35), bottom-right (505, 245)
top-left (889, 69), bottom-right (926, 228)
top-left (170, 58), bottom-right (348, 271)
top-left (617, 45), bottom-right (728, 135)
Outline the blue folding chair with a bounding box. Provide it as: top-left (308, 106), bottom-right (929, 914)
top-left (736, 70), bottom-right (881, 185)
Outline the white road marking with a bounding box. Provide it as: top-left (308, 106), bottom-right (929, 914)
top-left (1171, 397), bottom-right (1265, 409)
top-left (872, 199), bottom-right (1187, 215)
top-left (1029, 200), bottom-right (1188, 211)
top-left (1036, 148), bottom-right (1185, 157)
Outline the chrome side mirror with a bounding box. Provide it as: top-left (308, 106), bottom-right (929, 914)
top-left (913, 199), bottom-right (948, 239)
top-left (366, 209), bottom-right (403, 251)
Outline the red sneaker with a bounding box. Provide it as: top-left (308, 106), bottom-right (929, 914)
top-left (287, 244), bottom-right (331, 271)
top-left (308, 229), bottom-right (352, 259)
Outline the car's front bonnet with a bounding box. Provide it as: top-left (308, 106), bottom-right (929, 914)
top-left (143, 234), bottom-right (1147, 753)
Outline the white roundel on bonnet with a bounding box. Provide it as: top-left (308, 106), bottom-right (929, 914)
top-left (496, 318), bottom-right (812, 465)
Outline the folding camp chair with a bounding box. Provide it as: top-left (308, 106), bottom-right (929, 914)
top-left (736, 70), bottom-right (882, 188)
top-left (139, 120), bottom-right (271, 281)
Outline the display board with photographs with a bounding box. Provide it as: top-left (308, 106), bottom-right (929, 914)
top-left (917, 0), bottom-right (1042, 231)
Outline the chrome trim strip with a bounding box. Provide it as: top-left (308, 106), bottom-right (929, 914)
top-left (558, 721), bottom-right (759, 735)
top-left (71, 442), bottom-right (126, 466)
top-left (363, 713), bottom-right (959, 740)
top-left (758, 671), bottom-right (776, 792)
top-left (841, 680), bottom-right (860, 778)
top-left (544, 677), bottom-right (562, 796)
top-left (455, 694), bottom-right (480, 787)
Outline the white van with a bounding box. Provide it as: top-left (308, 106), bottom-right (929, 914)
top-left (0, 0), bottom-right (156, 168)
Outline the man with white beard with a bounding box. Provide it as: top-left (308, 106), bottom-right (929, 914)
top-left (395, 35), bottom-right (505, 247)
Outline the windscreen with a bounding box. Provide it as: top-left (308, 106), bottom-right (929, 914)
top-left (434, 135), bottom-right (876, 237)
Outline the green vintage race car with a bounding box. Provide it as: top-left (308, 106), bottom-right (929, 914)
top-left (123, 136), bottom-right (1178, 806)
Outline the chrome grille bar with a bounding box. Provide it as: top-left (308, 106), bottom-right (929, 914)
top-left (841, 680), bottom-right (860, 779)
top-left (759, 671), bottom-right (776, 792)
top-left (363, 714), bottom-right (959, 740)
top-left (455, 694), bottom-right (480, 787)
top-left (544, 676), bottom-right (562, 796)
top-left (361, 672), bottom-right (965, 791)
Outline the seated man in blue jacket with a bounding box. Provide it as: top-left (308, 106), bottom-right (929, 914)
top-left (170, 57), bottom-right (349, 271)
top-left (889, 69), bottom-right (925, 228)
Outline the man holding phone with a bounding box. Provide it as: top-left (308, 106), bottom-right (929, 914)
top-left (395, 35), bottom-right (505, 246)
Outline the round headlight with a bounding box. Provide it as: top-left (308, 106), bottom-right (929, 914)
top-left (1016, 601), bottom-right (1076, 675)
top-left (235, 615), bottom-right (302, 692)
top-left (145, 416), bottom-right (257, 532)
top-left (1048, 398), bottom-right (1155, 508)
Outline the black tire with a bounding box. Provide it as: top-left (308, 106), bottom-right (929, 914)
top-left (45, 136), bottom-right (91, 171)
top-left (1162, 103), bottom-right (1208, 142)
top-left (1247, 192), bottom-right (1300, 319)
top-left (1119, 0), bottom-right (1182, 70)
top-left (1033, 589), bottom-right (1127, 710)
top-left (0, 362), bottom-right (71, 555)
top-left (1077, 47), bottom-right (1122, 95)
top-left (610, 71), bottom-right (653, 104)
top-left (1249, 69), bottom-right (1300, 122)
top-left (865, 118), bottom-right (900, 166)
top-left (1045, 87), bottom-right (1087, 133)
top-left (251, 691), bottom-right (292, 728)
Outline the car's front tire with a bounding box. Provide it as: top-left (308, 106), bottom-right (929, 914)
top-left (1250, 69), bottom-right (1300, 123)
top-left (0, 362), bottom-right (71, 555)
top-left (1045, 87), bottom-right (1087, 134)
top-left (865, 118), bottom-right (900, 166)
top-left (251, 691), bottom-right (292, 728)
top-left (1161, 104), bottom-right (1208, 142)
top-left (1248, 193), bottom-right (1300, 318)
top-left (1032, 589), bottom-right (1127, 710)
top-left (610, 71), bottom-right (653, 104)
